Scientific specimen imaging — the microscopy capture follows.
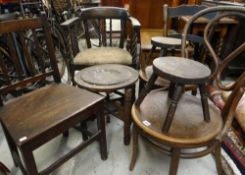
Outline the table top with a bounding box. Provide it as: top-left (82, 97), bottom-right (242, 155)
top-left (180, 15), bottom-right (237, 25)
top-left (75, 64), bottom-right (139, 92)
top-left (153, 57), bottom-right (211, 84)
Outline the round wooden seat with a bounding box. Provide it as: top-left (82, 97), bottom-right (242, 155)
top-left (132, 88), bottom-right (223, 146)
top-left (153, 57), bottom-right (211, 84)
top-left (75, 64), bottom-right (138, 92)
top-left (151, 36), bottom-right (182, 48)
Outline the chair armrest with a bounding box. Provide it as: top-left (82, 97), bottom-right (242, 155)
top-left (129, 17), bottom-right (141, 30)
top-left (60, 17), bottom-right (80, 28)
top-left (60, 17), bottom-right (80, 58)
top-left (128, 17), bottom-right (141, 69)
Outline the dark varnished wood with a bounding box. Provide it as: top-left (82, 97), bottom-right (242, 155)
top-left (153, 57), bottom-right (210, 84)
top-left (0, 14), bottom-right (107, 175)
top-left (75, 64), bottom-right (138, 92)
top-left (75, 64), bottom-right (139, 145)
top-left (61, 7), bottom-right (141, 145)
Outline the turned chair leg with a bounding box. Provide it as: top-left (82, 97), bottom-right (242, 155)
top-left (129, 124), bottom-right (139, 171)
top-left (214, 142), bottom-right (224, 175)
top-left (97, 113), bottom-right (108, 160)
top-left (162, 84), bottom-right (183, 133)
top-left (170, 148), bottom-right (180, 175)
top-left (199, 84), bottom-right (210, 122)
top-left (135, 73), bottom-right (158, 106)
top-left (124, 87), bottom-right (133, 145)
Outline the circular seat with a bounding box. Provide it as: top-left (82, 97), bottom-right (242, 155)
top-left (132, 88), bottom-right (223, 146)
top-left (153, 57), bottom-right (211, 84)
top-left (151, 36), bottom-right (182, 48)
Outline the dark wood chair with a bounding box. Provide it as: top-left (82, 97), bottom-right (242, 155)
top-left (129, 6), bottom-right (245, 175)
top-left (61, 6), bottom-right (141, 82)
top-left (139, 4), bottom-right (207, 91)
top-left (0, 13), bottom-right (107, 175)
top-left (61, 6), bottom-right (141, 145)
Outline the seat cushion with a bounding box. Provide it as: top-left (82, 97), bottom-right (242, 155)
top-left (73, 47), bottom-right (132, 66)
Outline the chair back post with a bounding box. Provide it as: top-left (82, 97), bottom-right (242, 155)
top-left (80, 7), bottom-right (130, 48)
top-left (40, 12), bottom-right (61, 83)
top-left (163, 4), bottom-right (168, 36)
top-left (163, 4), bottom-right (207, 37)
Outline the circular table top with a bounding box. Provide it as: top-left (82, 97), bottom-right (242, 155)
top-left (75, 64), bottom-right (139, 92)
top-left (153, 57), bottom-right (211, 84)
top-left (151, 36), bottom-right (182, 47)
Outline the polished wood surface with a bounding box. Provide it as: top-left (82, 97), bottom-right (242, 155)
top-left (75, 64), bottom-right (138, 92)
top-left (75, 64), bottom-right (139, 145)
top-left (153, 57), bottom-right (210, 84)
top-left (1, 84), bottom-right (104, 146)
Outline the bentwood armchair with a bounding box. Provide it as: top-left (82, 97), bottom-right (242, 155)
top-left (129, 6), bottom-right (245, 175)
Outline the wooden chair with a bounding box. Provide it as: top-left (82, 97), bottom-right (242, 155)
top-left (139, 4), bottom-right (207, 91)
top-left (129, 6), bottom-right (245, 175)
top-left (61, 6), bottom-right (141, 145)
top-left (61, 6), bottom-right (141, 82)
top-left (0, 13), bottom-right (107, 175)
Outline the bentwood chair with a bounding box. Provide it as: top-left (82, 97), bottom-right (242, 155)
top-left (129, 6), bottom-right (245, 175)
top-left (0, 13), bottom-right (107, 175)
top-left (139, 4), bottom-right (207, 90)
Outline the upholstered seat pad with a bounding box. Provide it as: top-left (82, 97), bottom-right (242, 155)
top-left (132, 88), bottom-right (223, 145)
top-left (73, 47), bottom-right (132, 65)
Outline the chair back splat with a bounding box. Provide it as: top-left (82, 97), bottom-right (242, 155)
top-left (0, 13), bottom-right (60, 105)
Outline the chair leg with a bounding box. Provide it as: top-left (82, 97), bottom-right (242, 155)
top-left (135, 73), bottom-right (158, 106)
top-left (80, 121), bottom-right (89, 141)
top-left (1, 123), bottom-right (20, 167)
top-left (124, 87), bottom-right (133, 145)
top-left (138, 78), bottom-right (145, 96)
top-left (146, 45), bottom-right (156, 65)
top-left (129, 124), bottom-right (139, 171)
top-left (98, 113), bottom-right (108, 160)
top-left (199, 84), bottom-right (210, 122)
top-left (20, 145), bottom-right (39, 175)
top-left (214, 142), bottom-right (224, 175)
top-left (63, 130), bottom-right (69, 137)
top-left (0, 162), bottom-right (10, 174)
top-left (169, 148), bottom-right (180, 175)
top-left (162, 84), bottom-right (183, 132)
